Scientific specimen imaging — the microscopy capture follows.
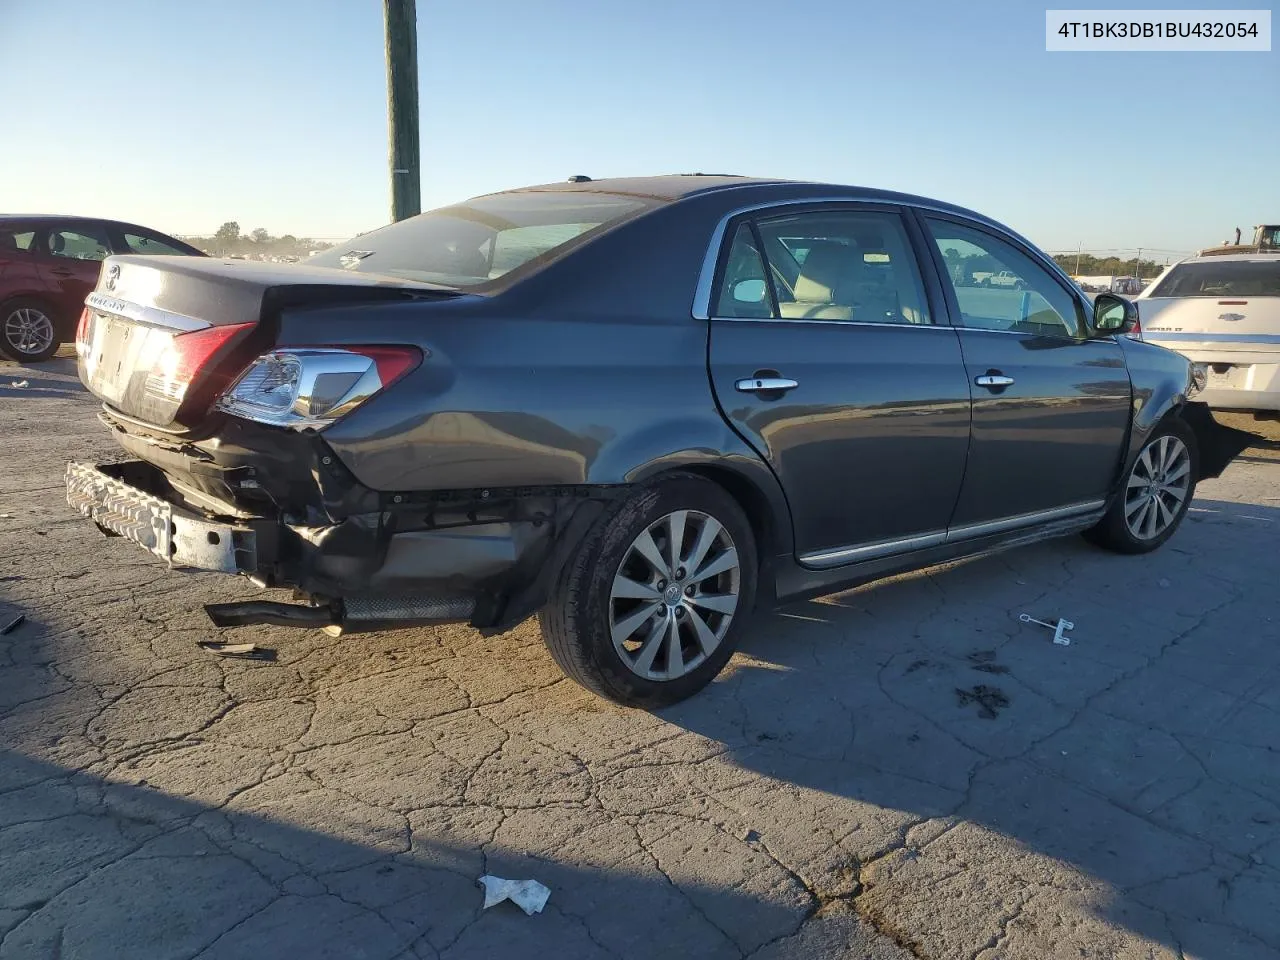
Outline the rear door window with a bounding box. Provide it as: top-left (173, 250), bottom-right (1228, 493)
top-left (714, 224), bottom-right (776, 318)
top-left (1148, 260), bottom-right (1280, 298)
top-left (749, 210), bottom-right (932, 325)
top-left (48, 225), bottom-right (111, 262)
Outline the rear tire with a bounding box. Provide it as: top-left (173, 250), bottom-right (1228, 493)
top-left (1084, 417), bottom-right (1198, 554)
top-left (539, 474), bottom-right (757, 708)
top-left (0, 297), bottom-right (61, 363)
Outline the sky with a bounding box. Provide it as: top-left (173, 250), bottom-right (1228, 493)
top-left (1, 0), bottom-right (1276, 259)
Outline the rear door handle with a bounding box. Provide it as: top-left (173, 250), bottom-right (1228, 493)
top-left (975, 373), bottom-right (1015, 388)
top-left (735, 376), bottom-right (799, 395)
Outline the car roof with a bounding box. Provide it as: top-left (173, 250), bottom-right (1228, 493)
top-left (1177, 252), bottom-right (1280, 265)
top-left (489, 175), bottom-right (993, 219)
top-left (490, 175), bottom-right (782, 200)
top-left (0, 214), bottom-right (181, 235)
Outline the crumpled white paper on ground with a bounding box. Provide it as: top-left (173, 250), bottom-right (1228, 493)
top-left (477, 875), bottom-right (551, 915)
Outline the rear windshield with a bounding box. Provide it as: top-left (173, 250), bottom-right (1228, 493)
top-left (310, 191), bottom-right (656, 288)
top-left (1149, 260), bottom-right (1280, 298)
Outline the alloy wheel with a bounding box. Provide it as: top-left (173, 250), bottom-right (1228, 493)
top-left (1124, 435), bottom-right (1191, 541)
top-left (4, 307), bottom-right (55, 356)
top-left (609, 509), bottom-right (741, 681)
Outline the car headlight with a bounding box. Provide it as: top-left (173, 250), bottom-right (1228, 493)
top-left (1188, 362), bottom-right (1207, 397)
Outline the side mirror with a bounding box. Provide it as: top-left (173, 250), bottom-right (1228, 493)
top-left (731, 279), bottom-right (768, 304)
top-left (1093, 293), bottom-right (1139, 336)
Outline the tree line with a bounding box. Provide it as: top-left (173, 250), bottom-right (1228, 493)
top-left (1050, 253), bottom-right (1166, 278)
top-left (180, 222), bottom-right (334, 259)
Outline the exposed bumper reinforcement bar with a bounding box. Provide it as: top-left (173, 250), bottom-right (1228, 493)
top-left (67, 461), bottom-right (256, 572)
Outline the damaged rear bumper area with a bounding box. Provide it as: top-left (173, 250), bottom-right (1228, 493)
top-left (66, 459), bottom-right (612, 636)
top-left (1180, 401), bottom-right (1262, 479)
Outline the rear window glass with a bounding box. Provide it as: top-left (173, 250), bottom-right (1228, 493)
top-left (1149, 260), bottom-right (1280, 298)
top-left (123, 232), bottom-right (191, 256)
top-left (0, 229), bottom-right (35, 254)
top-left (310, 191), bottom-right (656, 288)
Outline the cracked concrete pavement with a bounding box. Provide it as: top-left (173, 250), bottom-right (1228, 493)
top-left (2, 355), bottom-right (1278, 959)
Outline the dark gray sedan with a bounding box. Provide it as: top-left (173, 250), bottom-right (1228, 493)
top-left (67, 176), bottom-right (1253, 705)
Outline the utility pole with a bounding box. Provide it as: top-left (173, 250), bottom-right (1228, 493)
top-left (384, 0), bottom-right (420, 222)
top-left (1134, 246), bottom-right (1142, 282)
top-left (1074, 242), bottom-right (1082, 275)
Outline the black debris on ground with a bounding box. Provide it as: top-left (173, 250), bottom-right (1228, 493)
top-left (956, 685), bottom-right (1010, 719)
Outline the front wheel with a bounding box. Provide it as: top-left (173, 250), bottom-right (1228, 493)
top-left (1084, 418), bottom-right (1198, 554)
top-left (539, 474), bottom-right (757, 707)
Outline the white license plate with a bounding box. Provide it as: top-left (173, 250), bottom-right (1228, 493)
top-left (84, 315), bottom-right (170, 403)
top-left (84, 316), bottom-right (133, 402)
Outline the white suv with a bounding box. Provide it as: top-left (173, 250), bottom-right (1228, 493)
top-left (1137, 254), bottom-right (1280, 413)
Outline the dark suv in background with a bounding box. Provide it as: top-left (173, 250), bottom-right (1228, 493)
top-left (0, 215), bottom-right (203, 362)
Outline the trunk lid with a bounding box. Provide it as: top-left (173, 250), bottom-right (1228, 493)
top-left (1138, 296), bottom-right (1280, 353)
top-left (77, 255), bottom-right (458, 430)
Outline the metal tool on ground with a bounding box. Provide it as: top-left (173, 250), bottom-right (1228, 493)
top-left (1019, 613), bottom-right (1073, 646)
top-left (1, 614), bottom-right (24, 635)
top-left (196, 640), bottom-right (276, 660)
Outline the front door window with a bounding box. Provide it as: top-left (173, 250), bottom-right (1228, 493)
top-left (926, 219), bottom-right (1082, 339)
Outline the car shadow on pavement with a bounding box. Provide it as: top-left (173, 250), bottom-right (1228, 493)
top-left (659, 498), bottom-right (1280, 959)
top-left (0, 358), bottom-right (83, 399)
top-left (0, 748), bottom-right (842, 960)
top-left (2, 471), bottom-right (1277, 958)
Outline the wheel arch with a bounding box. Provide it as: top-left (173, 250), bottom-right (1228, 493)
top-left (628, 456), bottom-right (793, 608)
top-left (1116, 398), bottom-right (1254, 491)
top-left (1, 292), bottom-right (60, 314)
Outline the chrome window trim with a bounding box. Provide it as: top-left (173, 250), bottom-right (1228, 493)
top-left (708, 316), bottom-right (954, 330)
top-left (84, 292), bottom-right (209, 333)
top-left (691, 196), bottom-right (1015, 321)
top-left (797, 499), bottom-right (1105, 570)
top-left (946, 324), bottom-right (1085, 342)
top-left (706, 317), bottom-right (1087, 338)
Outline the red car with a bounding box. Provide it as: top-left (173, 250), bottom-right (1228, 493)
top-left (0, 216), bottom-right (204, 362)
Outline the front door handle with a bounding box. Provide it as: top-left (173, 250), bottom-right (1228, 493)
top-left (975, 372), bottom-right (1015, 389)
top-left (736, 376), bottom-right (799, 395)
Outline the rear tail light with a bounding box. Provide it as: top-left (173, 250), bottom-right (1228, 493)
top-left (1126, 315), bottom-right (1143, 341)
top-left (216, 346), bottom-right (422, 430)
top-left (143, 322), bottom-right (256, 405)
top-left (75, 307), bottom-right (93, 358)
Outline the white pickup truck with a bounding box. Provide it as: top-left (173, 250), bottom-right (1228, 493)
top-left (985, 270), bottom-right (1025, 289)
